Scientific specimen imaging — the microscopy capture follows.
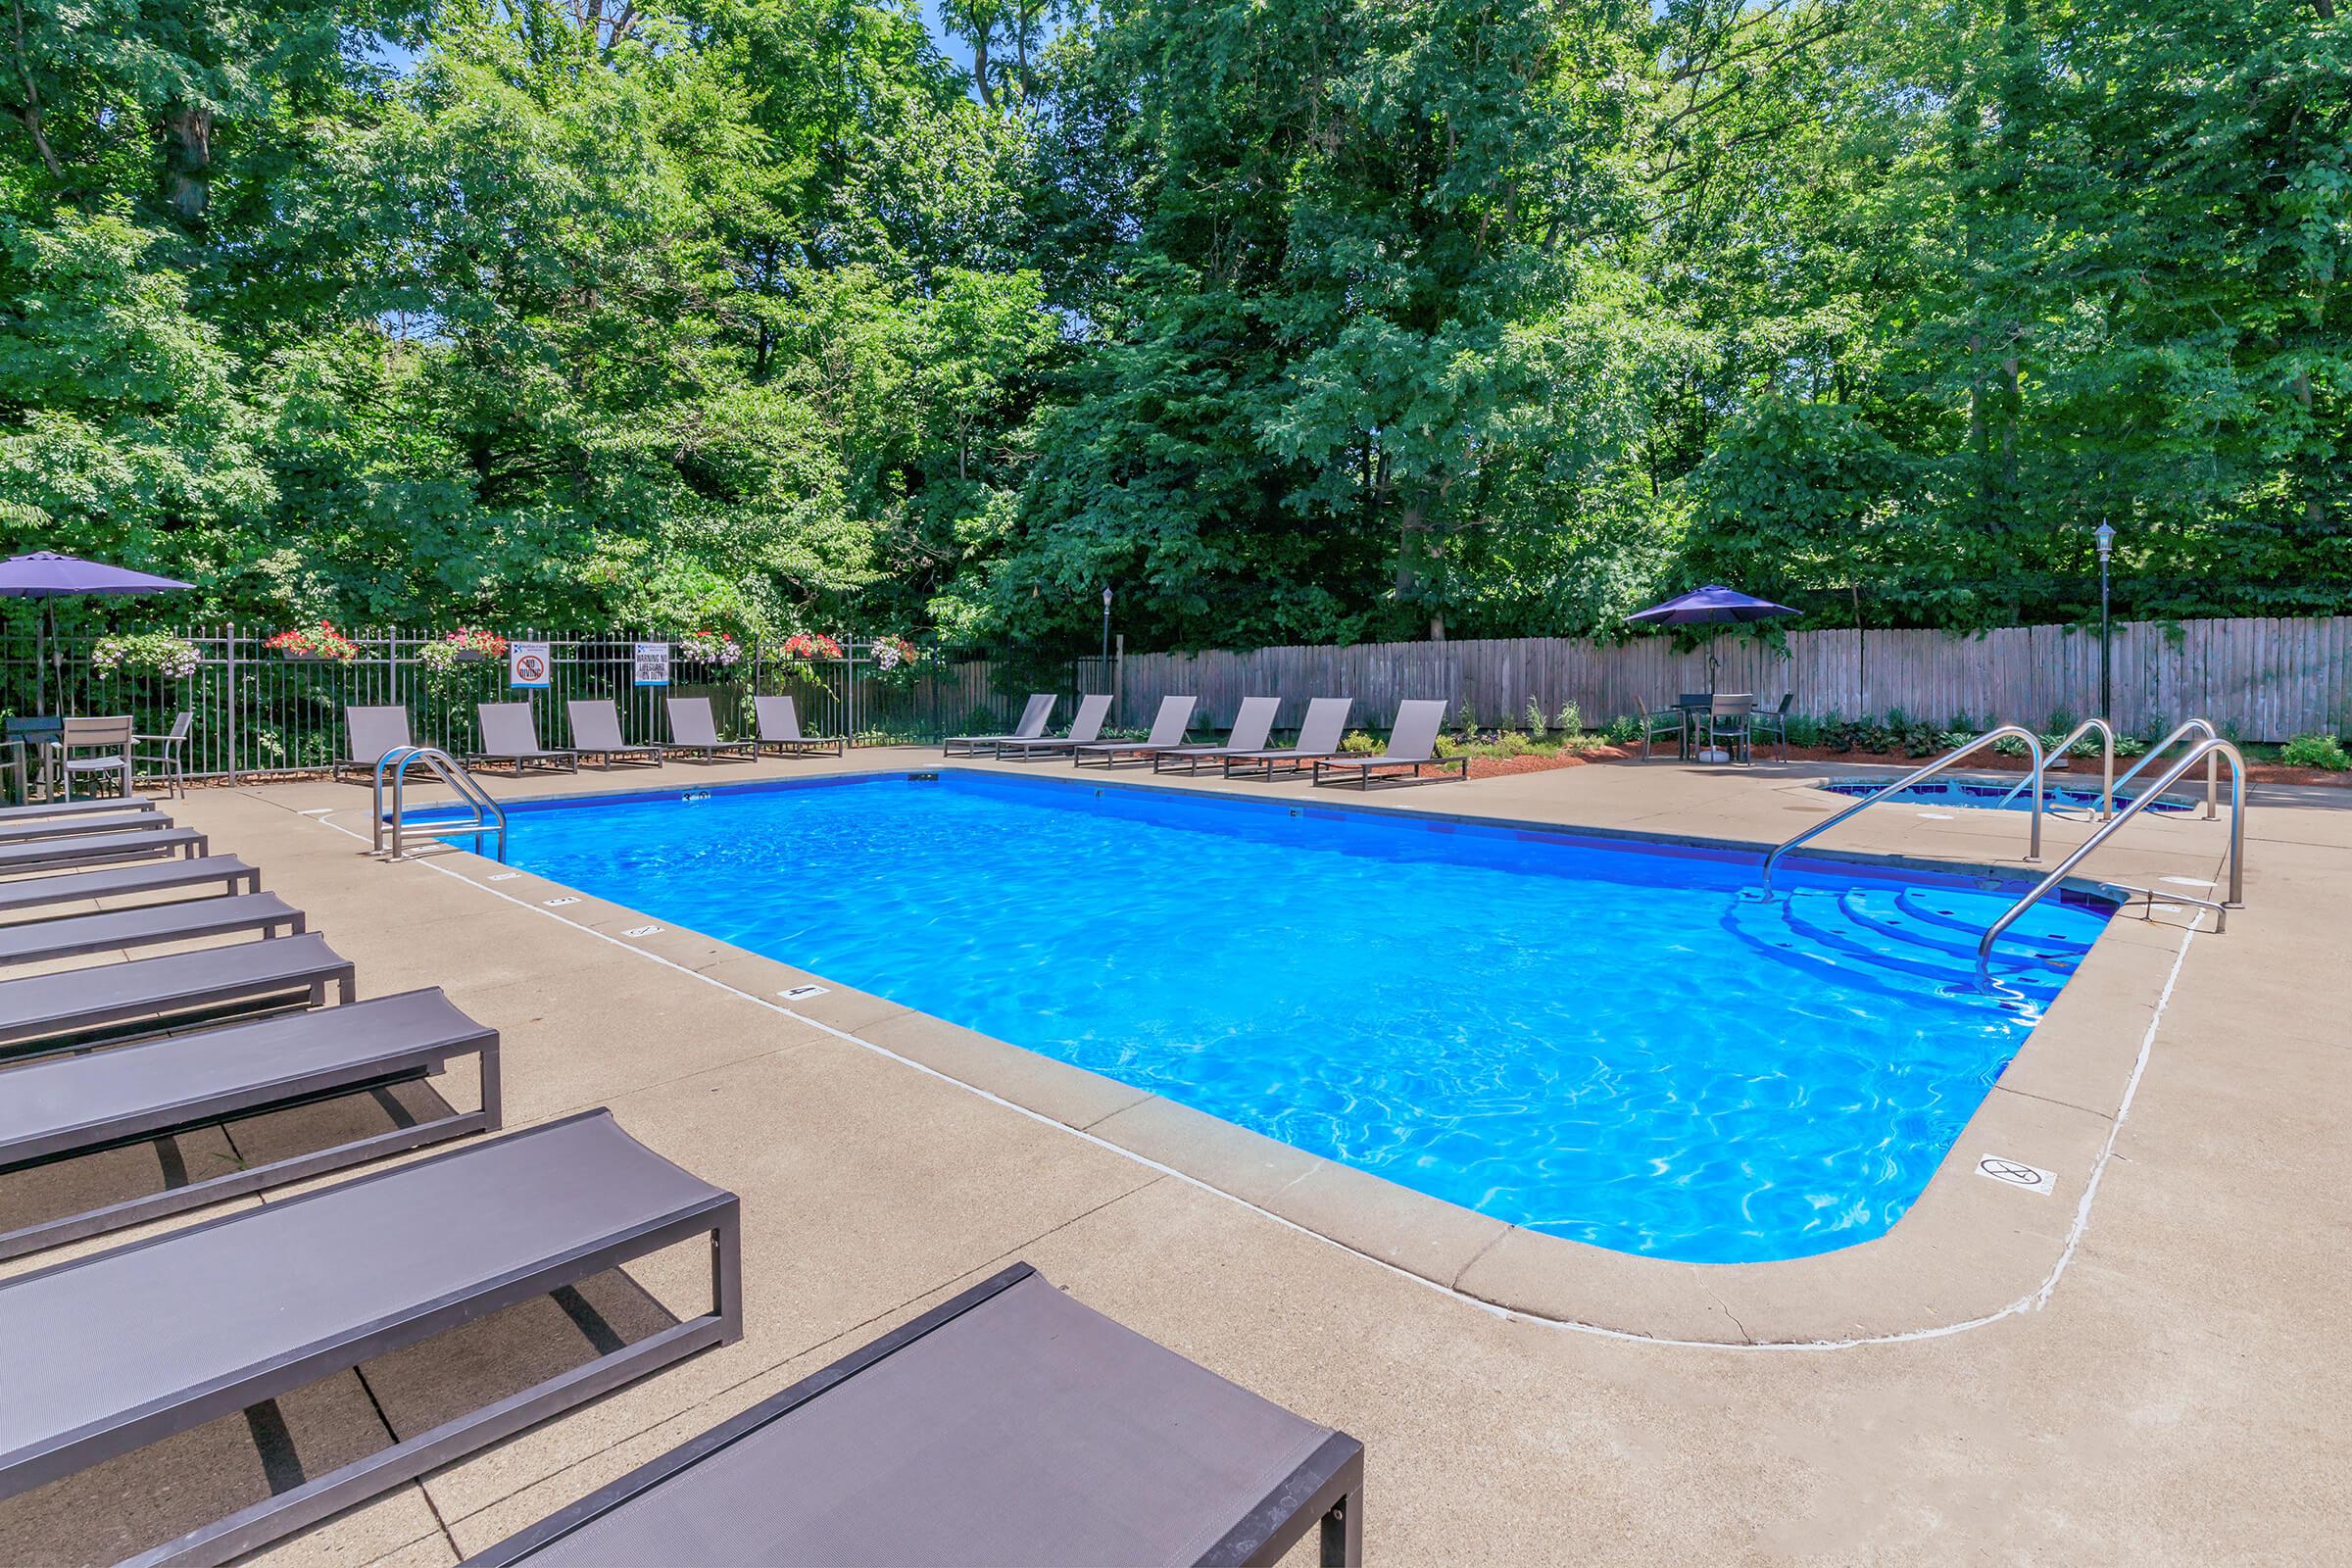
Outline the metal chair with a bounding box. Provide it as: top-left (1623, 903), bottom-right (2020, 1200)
top-left (132, 710), bottom-right (192, 798)
top-left (1750, 693), bottom-right (1794, 760)
top-left (1636, 698), bottom-right (1685, 761)
top-left (58, 715), bottom-right (134, 801)
top-left (1702, 695), bottom-right (1756, 765)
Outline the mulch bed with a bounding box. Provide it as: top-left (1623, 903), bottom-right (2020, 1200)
top-left (1458, 745), bottom-right (2349, 788)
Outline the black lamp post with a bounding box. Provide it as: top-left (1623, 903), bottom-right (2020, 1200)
top-left (2095, 523), bottom-right (2116, 720)
top-left (1100, 586), bottom-right (1113, 670)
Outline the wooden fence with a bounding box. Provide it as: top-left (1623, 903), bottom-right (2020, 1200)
top-left (1078, 616), bottom-right (2352, 742)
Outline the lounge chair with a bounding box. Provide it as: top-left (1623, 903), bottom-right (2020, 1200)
top-left (470, 701), bottom-right (581, 774)
top-left (463, 1260), bottom-right (1361, 1568)
top-left (1312, 699), bottom-right (1468, 789)
top-left (0, 794), bottom-right (159, 824)
top-left (1151, 696), bottom-right (1281, 774)
top-left (0, 891), bottom-right (302, 969)
top-left (567, 699), bottom-right (664, 769)
top-left (0, 986), bottom-right (498, 1261)
top-left (0, 855), bottom-right (259, 914)
top-left (1071, 694), bottom-right (1197, 768)
top-left (993, 693), bottom-right (1111, 760)
top-left (1221, 696), bottom-right (1354, 778)
top-left (0, 1110), bottom-right (740, 1567)
top-left (0, 930), bottom-right (353, 1060)
top-left (665, 696), bottom-right (757, 763)
top-left (753, 695), bottom-right (847, 758)
top-left (943, 693), bottom-right (1054, 757)
top-left (0, 808), bottom-right (172, 846)
top-left (0, 823), bottom-right (207, 875)
top-left (334, 705), bottom-right (415, 783)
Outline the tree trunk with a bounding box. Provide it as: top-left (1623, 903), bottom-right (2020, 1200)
top-left (159, 104), bottom-right (214, 223)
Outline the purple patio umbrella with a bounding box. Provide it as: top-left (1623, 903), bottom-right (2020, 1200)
top-left (1626, 583), bottom-right (1799, 694)
top-left (0, 552), bottom-right (196, 713)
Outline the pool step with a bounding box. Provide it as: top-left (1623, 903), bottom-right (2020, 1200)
top-left (1720, 886), bottom-right (2080, 1004)
top-left (1838, 889), bottom-right (2089, 970)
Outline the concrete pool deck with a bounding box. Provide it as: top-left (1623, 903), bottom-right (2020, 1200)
top-left (2, 751), bottom-right (2343, 1564)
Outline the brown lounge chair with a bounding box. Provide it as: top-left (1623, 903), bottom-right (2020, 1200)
top-left (462, 1261), bottom-right (1362, 1568)
top-left (1152, 697), bottom-right (1280, 775)
top-left (333, 705), bottom-right (415, 783)
top-left (1311, 699), bottom-right (1467, 788)
top-left (943, 693), bottom-right (1055, 757)
top-left (1072, 694), bottom-right (1198, 768)
top-left (993, 693), bottom-right (1111, 761)
top-left (566, 699), bottom-right (665, 769)
top-left (665, 696), bottom-right (757, 763)
top-left (1222, 697), bottom-right (1354, 779)
top-left (0, 1110), bottom-right (740, 1568)
top-left (753, 696), bottom-right (846, 758)
top-left (469, 702), bottom-right (581, 774)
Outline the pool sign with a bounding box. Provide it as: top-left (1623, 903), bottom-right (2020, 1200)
top-left (1977, 1154), bottom-right (2055, 1196)
top-left (634, 641), bottom-right (671, 687)
top-left (509, 640), bottom-right (552, 689)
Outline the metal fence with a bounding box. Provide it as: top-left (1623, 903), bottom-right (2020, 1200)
top-left (0, 630), bottom-right (1077, 780)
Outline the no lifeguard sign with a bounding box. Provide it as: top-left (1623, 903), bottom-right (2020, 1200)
top-left (509, 640), bottom-right (552, 689)
top-left (634, 642), bottom-right (671, 687)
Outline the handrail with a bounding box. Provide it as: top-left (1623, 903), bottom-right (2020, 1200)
top-left (2109, 717), bottom-right (2220, 819)
top-left (1758, 724), bottom-right (2044, 899)
top-left (375, 745), bottom-right (507, 861)
top-left (1974, 736), bottom-right (2245, 991)
top-left (1995, 717), bottom-right (2113, 817)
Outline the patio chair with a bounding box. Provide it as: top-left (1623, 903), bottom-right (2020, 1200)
top-left (1312, 699), bottom-right (1468, 789)
top-left (566, 699), bottom-right (664, 769)
top-left (0, 930), bottom-right (353, 1061)
top-left (1071, 694), bottom-right (1197, 768)
top-left (131, 710), bottom-right (192, 798)
top-left (0, 823), bottom-right (207, 876)
top-left (753, 695), bottom-right (847, 758)
top-left (333, 705), bottom-right (415, 783)
top-left (0, 890), bottom-right (301, 970)
top-left (1751, 693), bottom-right (1795, 760)
top-left (992, 693), bottom-right (1111, 760)
top-left (0, 1110), bottom-right (741, 1568)
top-left (469, 701), bottom-right (581, 775)
top-left (1221, 696), bottom-right (1355, 778)
top-left (0, 854), bottom-right (258, 914)
top-left (943, 693), bottom-right (1055, 757)
top-left (462, 1260), bottom-right (1361, 1568)
top-left (1700, 694), bottom-right (1756, 765)
top-left (57, 715), bottom-right (133, 802)
top-left (664, 696), bottom-right (757, 763)
top-left (0, 986), bottom-right (497, 1261)
top-left (1151, 696), bottom-right (1281, 775)
top-left (1634, 698), bottom-right (1686, 761)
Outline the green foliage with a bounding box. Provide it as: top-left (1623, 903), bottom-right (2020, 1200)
top-left (1603, 713), bottom-right (1642, 746)
top-left (2280, 734), bottom-right (2351, 771)
top-left (1524, 700), bottom-right (1548, 741)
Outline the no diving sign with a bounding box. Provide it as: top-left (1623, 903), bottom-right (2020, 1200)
top-left (1977, 1154), bottom-right (2055, 1196)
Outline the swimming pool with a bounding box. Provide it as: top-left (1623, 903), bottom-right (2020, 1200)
top-left (1820, 775), bottom-right (2191, 814)
top-left (464, 772), bottom-right (2113, 1264)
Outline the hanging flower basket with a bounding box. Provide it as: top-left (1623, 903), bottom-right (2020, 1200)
top-left (418, 628), bottom-right (509, 673)
top-left (679, 631), bottom-right (744, 669)
top-left (91, 632), bottom-right (201, 680)
top-left (267, 622), bottom-right (360, 662)
top-left (867, 636), bottom-right (926, 687)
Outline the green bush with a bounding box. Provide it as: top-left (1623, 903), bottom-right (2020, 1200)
top-left (1784, 714), bottom-right (1823, 749)
top-left (1554, 701), bottom-right (1583, 739)
top-left (1523, 700), bottom-right (1547, 740)
top-left (1603, 713), bottom-right (1641, 746)
top-left (2280, 733), bottom-right (2351, 770)
top-left (1340, 729), bottom-right (1380, 755)
top-left (2113, 734), bottom-right (2148, 759)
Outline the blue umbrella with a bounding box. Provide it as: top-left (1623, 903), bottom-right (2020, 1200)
top-left (1626, 584), bottom-right (1799, 693)
top-left (0, 552), bottom-right (196, 714)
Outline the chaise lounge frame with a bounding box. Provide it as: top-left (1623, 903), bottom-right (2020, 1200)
top-left (0, 856), bottom-right (259, 914)
top-left (943, 693), bottom-right (1055, 758)
top-left (565, 699), bottom-right (665, 769)
top-left (0, 1109), bottom-right (741, 1568)
top-left (468, 702), bottom-right (582, 775)
top-left (752, 695), bottom-right (847, 758)
top-left (663, 696), bottom-right (757, 763)
top-left (1222, 697), bottom-right (1355, 780)
top-left (0, 986), bottom-right (500, 1260)
top-left (0, 930), bottom-right (354, 1061)
top-left (1310, 700), bottom-right (1467, 789)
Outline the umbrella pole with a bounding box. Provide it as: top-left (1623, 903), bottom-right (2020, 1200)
top-left (38, 600), bottom-right (50, 717)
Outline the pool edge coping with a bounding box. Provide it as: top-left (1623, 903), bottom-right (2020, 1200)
top-left (325, 760), bottom-right (2212, 1348)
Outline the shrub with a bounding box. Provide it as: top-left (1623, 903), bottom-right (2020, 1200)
top-left (1783, 714), bottom-right (1822, 750)
top-left (1938, 730), bottom-right (1977, 753)
top-left (1494, 729), bottom-right (1531, 757)
top-left (1523, 699), bottom-right (1547, 740)
top-left (1340, 730), bottom-right (1381, 755)
top-left (1603, 713), bottom-right (1640, 746)
top-left (2280, 733), bottom-right (2351, 771)
top-left (2113, 734), bottom-right (2148, 759)
top-left (1554, 701), bottom-right (1583, 739)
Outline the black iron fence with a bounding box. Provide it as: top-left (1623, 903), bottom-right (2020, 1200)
top-left (0, 629), bottom-right (1079, 781)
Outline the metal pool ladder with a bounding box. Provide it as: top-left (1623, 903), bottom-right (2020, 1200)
top-left (372, 746), bottom-right (509, 862)
top-left (1755, 724), bottom-right (2047, 900)
top-left (1992, 717), bottom-right (2115, 817)
top-left (1973, 736), bottom-right (2246, 991)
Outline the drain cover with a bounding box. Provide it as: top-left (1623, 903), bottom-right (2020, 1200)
top-left (1976, 1154), bottom-right (2055, 1195)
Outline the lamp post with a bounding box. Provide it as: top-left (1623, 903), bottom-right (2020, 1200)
top-left (2095, 523), bottom-right (2116, 721)
top-left (1100, 586), bottom-right (1112, 670)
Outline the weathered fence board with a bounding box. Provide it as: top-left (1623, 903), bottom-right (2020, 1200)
top-left (1094, 618), bottom-right (2352, 742)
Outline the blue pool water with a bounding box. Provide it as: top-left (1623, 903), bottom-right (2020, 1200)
top-left (465, 773), bottom-right (2112, 1264)
top-left (1821, 775), bottom-right (2191, 814)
